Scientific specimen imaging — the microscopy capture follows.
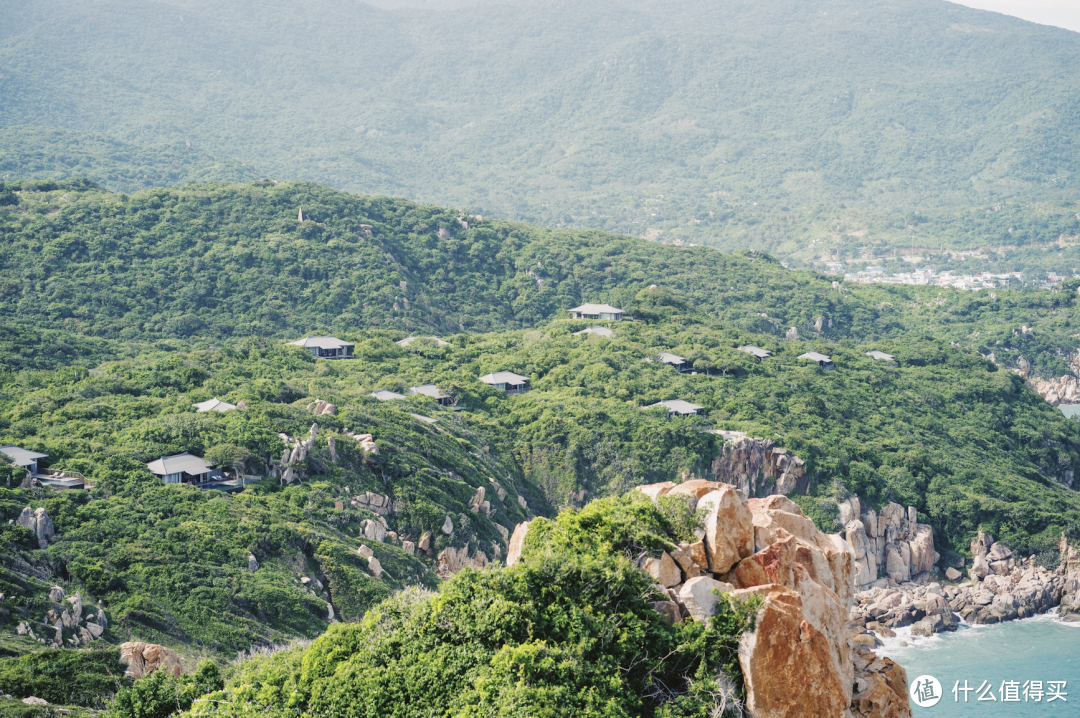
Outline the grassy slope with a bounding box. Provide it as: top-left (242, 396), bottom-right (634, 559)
top-left (0, 0), bottom-right (1079, 258)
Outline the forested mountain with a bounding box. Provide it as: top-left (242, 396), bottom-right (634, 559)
top-left (2, 0), bottom-right (1080, 262)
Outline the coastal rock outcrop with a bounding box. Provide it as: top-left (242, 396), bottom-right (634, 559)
top-left (850, 648), bottom-right (912, 718)
top-left (634, 479), bottom-right (882, 717)
top-left (709, 437), bottom-right (805, 496)
top-left (119, 642), bottom-right (183, 679)
top-left (839, 497), bottom-right (938, 590)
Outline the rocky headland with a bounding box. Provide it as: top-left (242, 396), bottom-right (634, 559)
top-left (509, 479), bottom-right (913, 718)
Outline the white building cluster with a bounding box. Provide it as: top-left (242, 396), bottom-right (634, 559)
top-left (835, 266), bottom-right (1029, 290)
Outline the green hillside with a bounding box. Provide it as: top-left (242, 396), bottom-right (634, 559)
top-left (0, 126), bottom-right (260, 193)
top-left (4, 179), bottom-right (1080, 378)
top-left (1, 181), bottom-right (1079, 713)
top-left (2, 0), bottom-right (1079, 262)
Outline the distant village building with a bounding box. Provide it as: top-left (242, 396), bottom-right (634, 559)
top-left (194, 398), bottom-right (237, 413)
top-left (643, 399), bottom-right (705, 417)
top-left (1, 445), bottom-right (47, 475)
top-left (147, 453), bottom-right (222, 485)
top-left (573, 326), bottom-right (613, 338)
top-left (738, 345), bottom-right (771, 360)
top-left (289, 336), bottom-right (355, 359)
top-left (568, 304), bottom-right (624, 321)
top-left (371, 390), bottom-right (407, 401)
top-left (659, 352), bottom-right (689, 372)
top-left (479, 371), bottom-right (530, 394)
top-left (409, 385), bottom-right (453, 406)
top-left (798, 351), bottom-right (835, 370)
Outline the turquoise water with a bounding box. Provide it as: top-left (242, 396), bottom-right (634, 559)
top-left (1060, 405), bottom-right (1080, 419)
top-left (879, 610), bottom-right (1079, 715)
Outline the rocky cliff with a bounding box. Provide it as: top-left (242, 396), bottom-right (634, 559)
top-left (509, 479), bottom-right (911, 718)
top-left (709, 435), bottom-right (806, 497)
top-left (839, 497), bottom-right (937, 590)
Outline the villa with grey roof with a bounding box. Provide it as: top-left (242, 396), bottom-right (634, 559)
top-left (288, 336), bottom-right (355, 359)
top-left (479, 371), bottom-right (530, 394)
top-left (798, 351), bottom-right (835, 370)
top-left (739, 345), bottom-right (772, 360)
top-left (1, 445), bottom-right (47, 475)
top-left (194, 398), bottom-right (237, 413)
top-left (146, 453), bottom-right (223, 485)
top-left (659, 352), bottom-right (689, 372)
top-left (397, 336), bottom-right (450, 348)
top-left (371, 389), bottom-right (407, 401)
top-left (866, 350), bottom-right (896, 364)
top-left (568, 303), bottom-right (624, 321)
top-left (643, 399), bottom-right (705, 417)
top-left (409, 385), bottom-right (453, 405)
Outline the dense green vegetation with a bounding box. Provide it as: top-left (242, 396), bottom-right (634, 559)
top-left (181, 493), bottom-right (759, 718)
top-left (0, 180), bottom-right (1079, 713)
top-left (108, 660), bottom-right (223, 718)
top-left (0, 647), bottom-right (124, 708)
top-left (2, 0), bottom-right (1079, 264)
top-left (5, 180), bottom-right (1080, 378)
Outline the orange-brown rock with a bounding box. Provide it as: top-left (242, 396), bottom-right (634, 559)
top-left (635, 481), bottom-right (676, 500)
top-left (850, 648), bottom-right (912, 718)
top-left (700, 486), bottom-right (754, 574)
top-left (119, 642), bottom-right (183, 679)
top-left (665, 479), bottom-right (723, 506)
top-left (735, 584), bottom-right (852, 718)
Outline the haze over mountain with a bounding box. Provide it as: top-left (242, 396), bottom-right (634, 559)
top-left (2, 0), bottom-right (1080, 264)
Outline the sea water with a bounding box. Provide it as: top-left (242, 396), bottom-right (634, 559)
top-left (878, 610), bottom-right (1079, 715)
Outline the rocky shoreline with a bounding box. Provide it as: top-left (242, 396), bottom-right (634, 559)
top-left (849, 530), bottom-right (1080, 648)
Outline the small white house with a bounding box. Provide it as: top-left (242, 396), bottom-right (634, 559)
top-left (289, 336), bottom-right (355, 359)
top-left (568, 304), bottom-right (624, 321)
top-left (479, 371), bottom-right (530, 394)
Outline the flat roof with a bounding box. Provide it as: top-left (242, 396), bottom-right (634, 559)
top-left (194, 398), bottom-right (237, 412)
top-left (569, 303), bottom-right (623, 314)
top-left (659, 352), bottom-right (686, 364)
top-left (644, 399), bottom-right (704, 414)
top-left (371, 390), bottom-right (407, 401)
top-left (479, 371), bottom-right (530, 385)
top-left (738, 345), bottom-right (771, 358)
top-left (0, 445), bottom-right (48, 466)
top-left (866, 350), bottom-right (895, 361)
top-left (288, 336), bottom-right (354, 349)
top-left (409, 384), bottom-right (449, 399)
top-left (146, 452), bottom-right (213, 476)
